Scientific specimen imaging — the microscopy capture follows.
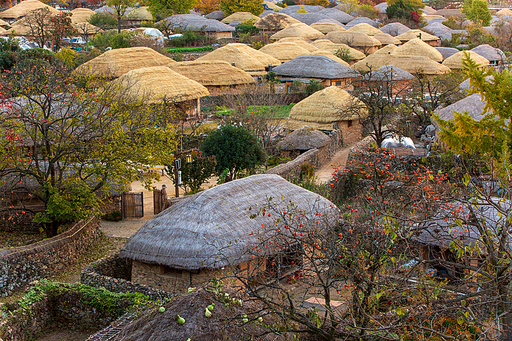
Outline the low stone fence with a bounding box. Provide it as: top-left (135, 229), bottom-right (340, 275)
top-left (0, 217), bottom-right (101, 296)
top-left (267, 149), bottom-right (319, 179)
top-left (81, 253), bottom-right (175, 301)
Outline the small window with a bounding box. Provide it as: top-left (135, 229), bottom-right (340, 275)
top-left (347, 120), bottom-right (353, 128)
top-left (335, 81), bottom-right (342, 86)
top-left (160, 265), bottom-right (183, 279)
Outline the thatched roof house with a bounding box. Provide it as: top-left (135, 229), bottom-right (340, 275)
top-left (374, 2), bottom-right (388, 14)
top-left (345, 16), bottom-right (378, 28)
top-left (470, 44), bottom-right (506, 66)
top-left (391, 38), bottom-right (443, 62)
top-left (319, 8), bottom-right (354, 24)
top-left (380, 22), bottom-right (410, 36)
top-left (259, 42), bottom-right (311, 62)
top-left (423, 22), bottom-right (452, 37)
top-left (288, 12), bottom-right (333, 25)
top-left (254, 13), bottom-right (300, 30)
top-left (363, 65), bottom-right (414, 82)
top-left (497, 8), bottom-right (512, 17)
top-left (228, 43), bottom-right (281, 67)
top-left (347, 23), bottom-right (382, 36)
top-left (435, 47), bottom-right (459, 61)
top-left (70, 8), bottom-right (95, 24)
top-left (375, 44), bottom-right (398, 55)
top-left (278, 37), bottom-right (318, 52)
top-left (279, 5), bottom-right (323, 15)
top-left (434, 8), bottom-right (463, 18)
top-left (197, 45), bottom-right (267, 74)
top-left (126, 6), bottom-right (153, 23)
top-left (278, 126), bottom-right (330, 151)
top-left (0, 0), bottom-right (60, 21)
top-left (311, 50), bottom-right (350, 66)
top-left (434, 93), bottom-right (489, 128)
top-left (395, 29), bottom-right (440, 46)
top-left (264, 1), bottom-right (282, 11)
top-left (310, 21), bottom-right (346, 34)
top-left (205, 10), bottom-right (225, 20)
top-left (310, 39), bottom-right (366, 62)
top-left (325, 31), bottom-right (381, 54)
top-left (353, 54), bottom-right (451, 75)
top-left (270, 23), bottom-right (324, 40)
top-left (221, 11), bottom-right (259, 24)
top-left (74, 47), bottom-right (175, 79)
top-left (164, 14), bottom-right (235, 39)
top-left (373, 33), bottom-right (401, 46)
top-left (442, 50), bottom-right (489, 69)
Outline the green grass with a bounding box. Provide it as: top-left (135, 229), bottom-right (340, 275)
top-left (167, 46), bottom-right (214, 53)
top-left (215, 104), bottom-right (295, 118)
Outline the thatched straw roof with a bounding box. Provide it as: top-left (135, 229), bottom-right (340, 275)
top-left (277, 37), bottom-right (318, 52)
top-left (435, 93), bottom-right (489, 124)
top-left (345, 17), bottom-right (378, 28)
top-left (270, 23), bottom-right (324, 40)
top-left (73, 22), bottom-right (102, 35)
top-left (311, 50), bottom-right (350, 66)
top-left (395, 29), bottom-right (439, 42)
top-left (259, 42), bottom-right (311, 62)
top-left (434, 8), bottom-right (463, 18)
top-left (318, 8), bottom-right (354, 24)
top-left (442, 50), bottom-right (489, 69)
top-left (470, 44), bottom-right (506, 63)
top-left (423, 6), bottom-right (437, 15)
top-left (0, 18), bottom-right (7, 27)
top-left (94, 5), bottom-right (117, 15)
top-left (75, 47), bottom-right (175, 79)
top-left (273, 54), bottom-right (359, 79)
top-left (375, 44), bottom-right (399, 54)
top-left (497, 8), bottom-right (512, 17)
top-left (422, 14), bottom-right (446, 21)
top-left (120, 174), bottom-right (338, 270)
top-left (0, 26), bottom-right (7, 35)
top-left (228, 43), bottom-right (281, 67)
top-left (353, 54), bottom-right (451, 75)
top-left (347, 23), bottom-right (382, 36)
top-left (287, 12), bottom-right (331, 25)
top-left (310, 39), bottom-right (365, 60)
top-left (168, 61), bottom-right (255, 87)
top-left (380, 22), bottom-right (411, 36)
top-left (391, 38), bottom-right (443, 62)
top-left (363, 65), bottom-right (414, 81)
top-left (165, 14), bottom-right (235, 32)
top-left (70, 8), bottom-right (95, 24)
top-left (423, 21), bottom-right (452, 36)
top-left (278, 126), bottom-right (330, 150)
top-left (197, 45), bottom-right (267, 72)
top-left (374, 2), bottom-right (387, 14)
top-left (264, 1), bottom-right (282, 11)
top-left (279, 5), bottom-right (323, 15)
top-left (126, 6), bottom-right (153, 21)
top-left (0, 0), bottom-right (60, 20)
top-left (325, 30), bottom-right (381, 47)
top-left (310, 21), bottom-right (346, 33)
top-left (112, 66), bottom-right (209, 103)
top-left (254, 13), bottom-right (300, 30)
top-left (205, 10), bottom-right (225, 20)
top-left (435, 47), bottom-right (459, 60)
top-left (221, 11), bottom-right (259, 24)
top-left (287, 86), bottom-right (365, 130)
top-left (373, 32), bottom-right (401, 45)
top-left (5, 19), bottom-right (31, 35)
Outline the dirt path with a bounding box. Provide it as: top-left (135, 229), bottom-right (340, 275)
top-left (314, 143), bottom-right (356, 184)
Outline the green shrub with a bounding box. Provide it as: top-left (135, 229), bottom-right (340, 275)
top-left (300, 162), bottom-right (315, 180)
top-left (305, 79), bottom-right (325, 95)
top-left (267, 155), bottom-right (291, 168)
top-left (167, 46), bottom-right (214, 53)
top-left (102, 211), bottom-right (122, 221)
top-left (89, 12), bottom-right (118, 30)
top-left (89, 31), bottom-right (135, 50)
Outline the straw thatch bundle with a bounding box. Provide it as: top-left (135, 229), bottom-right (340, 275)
top-left (310, 39), bottom-right (365, 60)
top-left (120, 174), bottom-right (338, 270)
top-left (254, 13), bottom-right (300, 30)
top-left (168, 61), bottom-right (255, 87)
top-left (197, 45), bottom-right (267, 72)
top-left (325, 31), bottom-right (381, 48)
top-left (353, 54), bottom-right (451, 75)
top-left (70, 8), bottom-right (95, 24)
top-left (112, 66), bottom-right (209, 103)
top-left (270, 22), bottom-right (324, 40)
top-left (277, 37), bottom-right (318, 52)
top-left (279, 5), bottom-right (324, 15)
top-left (75, 47), bottom-right (175, 79)
top-left (470, 44), bottom-right (506, 63)
top-left (264, 1), bottom-right (282, 11)
top-left (380, 22), bottom-right (410, 36)
top-left (318, 7), bottom-right (354, 24)
top-left (0, 0), bottom-right (60, 19)
top-left (311, 50), bottom-right (350, 66)
top-left (395, 29), bottom-right (439, 42)
top-left (347, 23), bottom-right (382, 36)
top-left (288, 12), bottom-right (333, 25)
top-left (126, 6), bottom-right (153, 21)
top-left (273, 54), bottom-right (359, 79)
top-left (259, 42), bottom-right (311, 62)
top-left (423, 6), bottom-right (437, 15)
top-left (434, 8), bottom-right (463, 18)
top-left (391, 38), bottom-right (443, 62)
top-left (497, 8), bottom-right (512, 17)
top-left (5, 19), bottom-right (31, 35)
top-left (351, 53), bottom-right (389, 71)
top-left (221, 11), bottom-right (259, 24)
top-left (435, 47), bottom-right (460, 60)
top-left (363, 65), bottom-right (414, 82)
top-left (423, 22), bottom-right (452, 36)
top-left (310, 21), bottom-right (346, 33)
top-left (375, 44), bottom-right (398, 55)
top-left (287, 86), bottom-right (365, 130)
top-left (278, 126), bottom-right (330, 150)
top-left (373, 33), bottom-right (401, 46)
top-left (205, 10), bottom-right (225, 20)
top-left (228, 43), bottom-right (281, 67)
top-left (435, 93), bottom-right (489, 124)
top-left (345, 17), bottom-right (378, 28)
top-left (442, 50), bottom-right (489, 69)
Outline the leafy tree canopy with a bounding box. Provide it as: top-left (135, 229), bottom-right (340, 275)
top-left (147, 0), bottom-right (198, 19)
top-left (219, 0), bottom-right (264, 16)
top-left (462, 0), bottom-right (491, 26)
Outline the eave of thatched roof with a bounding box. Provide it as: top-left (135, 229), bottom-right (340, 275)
top-left (395, 29), bottom-right (439, 42)
top-left (254, 13), bottom-right (300, 30)
top-left (70, 7), bottom-right (95, 24)
top-left (374, 2), bottom-right (387, 14)
top-left (259, 42), bottom-right (311, 62)
top-left (470, 44), bottom-right (506, 62)
top-left (270, 22), bottom-right (324, 40)
top-left (221, 11), bottom-right (259, 24)
top-left (73, 22), bottom-right (102, 35)
top-left (0, 0), bottom-right (60, 19)
top-left (119, 174), bottom-right (339, 270)
top-left (442, 50), bottom-right (489, 69)
top-left (375, 44), bottom-right (398, 55)
top-left (325, 30), bottom-right (381, 47)
top-left (391, 38), bottom-right (443, 62)
top-left (278, 126), bottom-right (330, 150)
top-left (168, 60), bottom-right (255, 87)
top-left (347, 23), bottom-right (382, 36)
top-left (353, 54), bottom-right (451, 75)
top-left (310, 39), bottom-right (366, 60)
top-left (273, 54), bottom-right (359, 79)
top-left (435, 47), bottom-right (459, 60)
top-left (380, 22), bottom-right (410, 37)
top-left (310, 21), bottom-right (346, 34)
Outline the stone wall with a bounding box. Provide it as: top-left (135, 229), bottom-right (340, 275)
top-left (328, 130), bottom-right (344, 157)
top-left (81, 253), bottom-right (175, 301)
top-left (267, 149), bottom-right (319, 179)
top-left (0, 217), bottom-right (102, 297)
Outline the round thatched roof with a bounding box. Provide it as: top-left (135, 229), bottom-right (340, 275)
top-left (325, 30), bottom-right (381, 47)
top-left (168, 61), bottom-right (255, 87)
top-left (374, 2), bottom-right (387, 14)
top-left (221, 11), bottom-right (259, 24)
top-left (279, 5), bottom-right (324, 15)
top-left (434, 8), bottom-right (463, 18)
top-left (435, 46), bottom-right (459, 60)
top-left (259, 42), bottom-right (312, 62)
top-left (345, 17), bottom-right (378, 28)
top-left (442, 50), bottom-right (489, 69)
top-left (273, 54), bottom-right (359, 79)
top-left (310, 21), bottom-right (346, 33)
top-left (310, 39), bottom-right (366, 60)
top-left (270, 22), bottom-right (324, 40)
top-left (228, 43), bottom-right (281, 67)
top-left (112, 66), bottom-right (209, 103)
top-left (278, 126), bottom-right (330, 150)
top-left (165, 14), bottom-right (235, 33)
top-left (353, 54), bottom-right (451, 75)
top-left (497, 8), bottom-right (512, 17)
top-left (264, 1), bottom-right (282, 11)
top-left (197, 45), bottom-right (268, 72)
top-left (318, 8), bottom-right (354, 24)
top-left (373, 32), bottom-right (401, 45)
top-left (5, 19), bottom-right (31, 35)
top-left (423, 21), bottom-right (452, 36)
top-left (375, 44), bottom-right (399, 55)
top-left (120, 174), bottom-right (338, 270)
top-left (74, 47), bottom-right (175, 79)
top-left (422, 14), bottom-right (446, 22)
top-left (347, 23), bottom-right (382, 36)
top-left (0, 0), bottom-right (60, 20)
top-left (363, 65), bottom-right (414, 82)
top-left (287, 86), bottom-right (366, 130)
top-left (391, 38), bottom-right (443, 62)
top-left (395, 29), bottom-right (439, 42)
top-left (126, 6), bottom-right (153, 21)
top-left (288, 12), bottom-right (334, 25)
top-left (470, 44), bottom-right (506, 63)
top-left (423, 5), bottom-right (437, 15)
top-left (380, 22), bottom-right (411, 36)
top-left (277, 37), bottom-right (318, 52)
top-left (70, 8), bottom-right (95, 24)
top-left (311, 50), bottom-right (350, 66)
top-left (434, 93), bottom-right (489, 125)
top-left (254, 13), bottom-right (300, 30)
top-left (205, 10), bottom-right (225, 20)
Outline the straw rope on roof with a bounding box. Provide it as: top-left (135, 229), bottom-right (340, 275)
top-left (497, 8), bottom-right (512, 17)
top-left (435, 46), bottom-right (459, 60)
top-left (391, 38), bottom-right (443, 62)
top-left (0, 0), bottom-right (60, 20)
top-left (395, 29), bottom-right (439, 42)
top-left (442, 50), bottom-right (489, 69)
top-left (345, 17), bottom-right (378, 28)
top-left (221, 11), bottom-right (259, 24)
top-left (325, 30), bottom-right (381, 47)
top-left (167, 60), bottom-right (255, 87)
top-left (375, 44), bottom-right (398, 54)
top-left (254, 13), bottom-right (300, 30)
top-left (228, 43), bottom-right (281, 67)
top-left (287, 86), bottom-right (366, 130)
top-left (270, 22), bottom-right (324, 40)
top-left (380, 22), bottom-right (411, 36)
top-left (373, 32), bottom-right (401, 45)
top-left (277, 126), bottom-right (330, 150)
top-left (310, 39), bottom-right (366, 60)
top-left (70, 8), bottom-right (95, 24)
top-left (259, 42), bottom-right (311, 62)
top-left (112, 66), bottom-right (209, 104)
top-left (347, 23), bottom-right (383, 36)
top-left (470, 44), bottom-right (506, 63)
top-left (311, 50), bottom-right (350, 66)
top-left (126, 6), bottom-right (153, 21)
top-left (273, 54), bottom-right (359, 79)
top-left (353, 54), bottom-right (451, 75)
top-left (196, 44), bottom-right (267, 72)
top-left (310, 21), bottom-right (346, 33)
top-left (74, 47), bottom-right (175, 79)
top-left (277, 37), bottom-right (318, 52)
top-left (120, 174), bottom-right (338, 270)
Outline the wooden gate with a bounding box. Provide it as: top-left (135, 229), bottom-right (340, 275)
top-left (153, 186), bottom-right (168, 215)
top-left (121, 192), bottom-right (144, 219)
